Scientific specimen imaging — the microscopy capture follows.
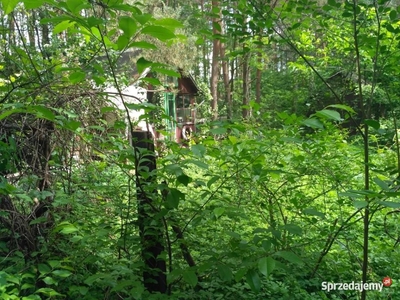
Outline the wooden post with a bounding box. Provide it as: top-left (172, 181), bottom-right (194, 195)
top-left (131, 130), bottom-right (167, 293)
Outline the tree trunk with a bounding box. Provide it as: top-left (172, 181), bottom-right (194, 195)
top-left (220, 20), bottom-right (231, 120)
top-left (242, 51), bottom-right (251, 119)
top-left (210, 0), bottom-right (221, 121)
top-left (132, 131), bottom-right (167, 294)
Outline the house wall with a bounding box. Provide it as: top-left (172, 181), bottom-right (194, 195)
top-left (105, 85), bottom-right (150, 132)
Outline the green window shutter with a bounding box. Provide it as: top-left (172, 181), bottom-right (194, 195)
top-left (164, 92), bottom-right (176, 132)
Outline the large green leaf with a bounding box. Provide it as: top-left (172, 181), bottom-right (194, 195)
top-left (153, 18), bottom-right (184, 29)
top-left (166, 188), bottom-right (184, 209)
top-left (141, 25), bottom-right (175, 41)
top-left (53, 20), bottom-right (75, 34)
top-left (217, 264), bottom-right (232, 282)
top-left (136, 57), bottom-right (153, 74)
top-left (23, 0), bottom-right (45, 9)
top-left (302, 118), bottom-right (324, 129)
top-left (183, 270), bottom-right (197, 287)
top-left (246, 269), bottom-right (261, 293)
top-left (2, 0), bottom-right (19, 14)
top-left (119, 16), bottom-right (137, 38)
top-left (377, 201), bottom-right (400, 208)
top-left (315, 109), bottom-right (342, 121)
top-left (364, 119), bottom-right (380, 130)
top-left (327, 104), bottom-right (355, 114)
top-left (258, 257), bottom-right (275, 277)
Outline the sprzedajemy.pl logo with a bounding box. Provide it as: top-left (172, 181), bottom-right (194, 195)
top-left (321, 281), bottom-right (385, 292)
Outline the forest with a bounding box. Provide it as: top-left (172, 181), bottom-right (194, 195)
top-left (1, 0), bottom-right (400, 299)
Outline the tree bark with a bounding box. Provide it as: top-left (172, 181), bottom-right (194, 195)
top-left (132, 131), bottom-right (167, 294)
top-left (220, 19), bottom-right (231, 120)
top-left (242, 51), bottom-right (251, 119)
top-left (210, 0), bottom-right (221, 121)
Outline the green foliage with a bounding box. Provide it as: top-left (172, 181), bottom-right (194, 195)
top-left (2, 0), bottom-right (400, 299)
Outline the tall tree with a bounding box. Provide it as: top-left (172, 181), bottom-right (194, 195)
top-left (210, 0), bottom-right (221, 120)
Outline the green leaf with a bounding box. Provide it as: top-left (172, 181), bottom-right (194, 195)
top-left (207, 175), bottom-right (220, 188)
top-left (2, 0), bottom-right (19, 14)
top-left (128, 41), bottom-right (157, 49)
top-left (373, 177), bottom-right (389, 190)
top-left (275, 251), bottom-right (303, 265)
top-left (29, 217), bottom-right (48, 225)
top-left (38, 263), bottom-right (51, 275)
top-left (177, 174), bottom-right (191, 186)
top-left (210, 127), bottom-right (227, 134)
top-left (64, 120), bottom-right (81, 131)
top-left (153, 18), bottom-right (184, 29)
top-left (35, 287), bottom-right (63, 296)
top-left (191, 144), bottom-right (206, 157)
top-left (364, 119), bottom-right (380, 130)
top-left (53, 20), bottom-right (74, 34)
top-left (283, 224), bottom-right (302, 236)
top-left (377, 201), bottom-right (400, 208)
top-left (119, 16), bottom-right (137, 38)
top-left (353, 200), bottom-right (368, 209)
top-left (152, 67), bottom-right (181, 78)
top-left (166, 188), bottom-right (184, 209)
top-left (141, 25), bottom-right (175, 42)
top-left (42, 276), bottom-right (56, 285)
top-left (327, 104), bottom-right (355, 114)
top-left (136, 57), bottom-right (152, 74)
top-left (315, 109), bottom-right (342, 121)
top-left (52, 270), bottom-right (72, 278)
top-left (23, 0), bottom-right (45, 9)
top-left (389, 10), bottom-right (397, 21)
top-left (303, 208), bottom-right (325, 219)
top-left (258, 257), bottom-right (275, 277)
top-left (217, 264), bottom-right (232, 282)
top-left (246, 269), bottom-right (261, 293)
top-left (69, 71), bottom-right (86, 83)
top-left (187, 159), bottom-right (208, 169)
top-left (302, 118), bottom-right (324, 129)
top-left (84, 273), bottom-right (104, 285)
top-left (117, 35), bottom-right (129, 50)
top-left (66, 0), bottom-right (88, 14)
top-left (235, 268), bottom-right (247, 282)
top-left (213, 207), bottom-right (225, 218)
top-left (183, 270), bottom-right (197, 287)
top-left (30, 106), bottom-right (55, 121)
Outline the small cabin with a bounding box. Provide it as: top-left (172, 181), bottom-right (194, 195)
top-left (157, 73), bottom-right (199, 143)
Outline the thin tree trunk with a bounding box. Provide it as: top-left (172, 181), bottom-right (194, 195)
top-left (220, 20), bottom-right (231, 120)
top-left (255, 33), bottom-right (263, 104)
top-left (242, 51), bottom-right (251, 119)
top-left (210, 0), bottom-right (221, 121)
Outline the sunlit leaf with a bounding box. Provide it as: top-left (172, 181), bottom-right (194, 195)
top-left (141, 25), bottom-right (175, 41)
top-left (2, 0), bottom-right (19, 14)
top-left (315, 109), bottom-right (342, 121)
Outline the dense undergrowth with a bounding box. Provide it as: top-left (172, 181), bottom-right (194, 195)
top-left (1, 113), bottom-right (400, 299)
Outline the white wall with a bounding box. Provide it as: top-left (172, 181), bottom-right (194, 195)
top-left (105, 84), bottom-right (150, 131)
